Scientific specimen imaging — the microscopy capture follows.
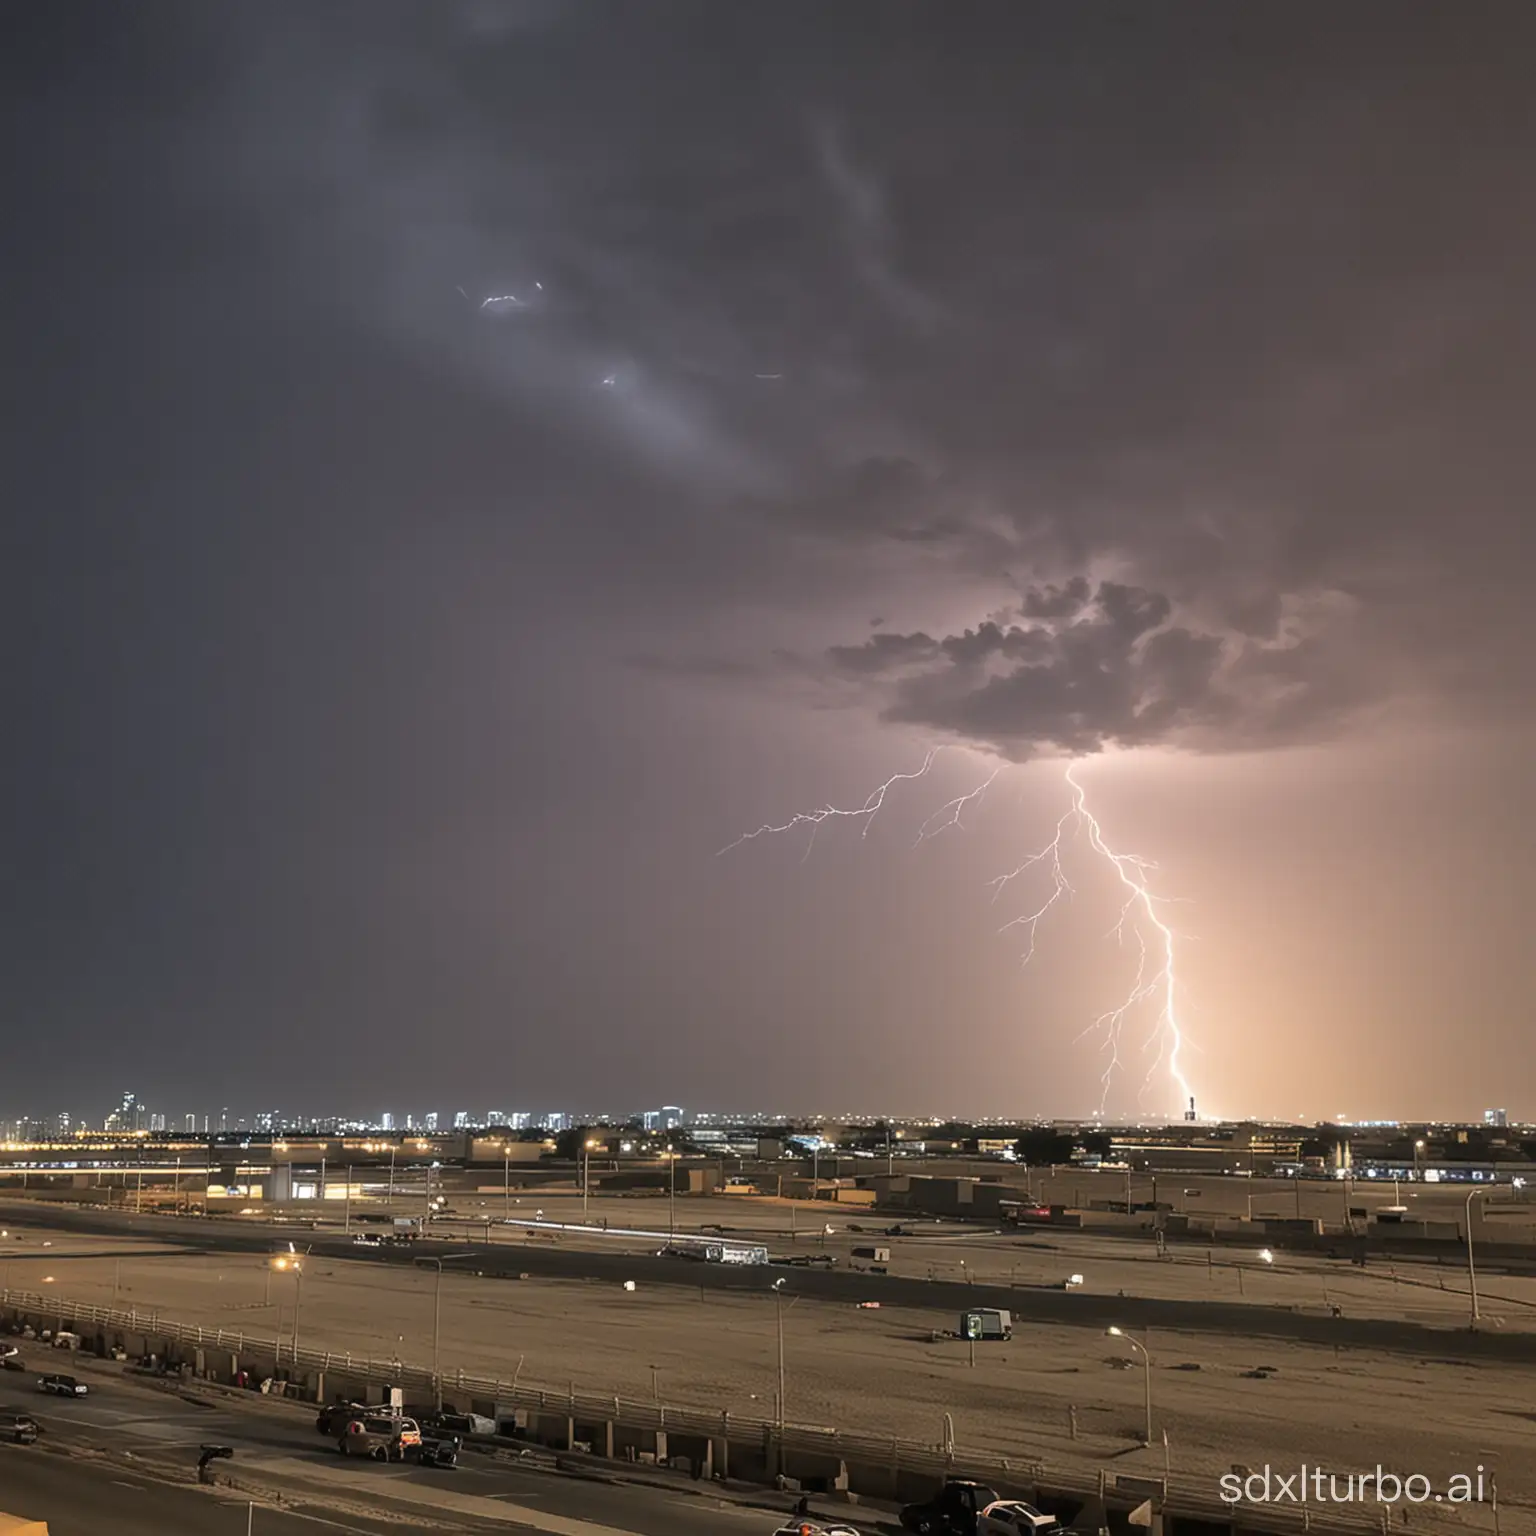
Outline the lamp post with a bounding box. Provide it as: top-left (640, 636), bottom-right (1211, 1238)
top-left (271, 1256), bottom-right (303, 1363)
top-left (1106, 1326), bottom-right (1152, 1445)
top-left (416, 1253), bottom-right (477, 1408)
top-left (1465, 1188), bottom-right (1493, 1328)
top-left (667, 1145), bottom-right (676, 1239)
top-left (771, 1277), bottom-right (788, 1474)
top-left (583, 1139), bottom-right (599, 1218)
top-left (503, 1144), bottom-right (512, 1220)
top-left (1413, 1139), bottom-right (1425, 1181)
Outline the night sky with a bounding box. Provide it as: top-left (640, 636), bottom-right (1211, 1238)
top-left (3, 3), bottom-right (1533, 1126)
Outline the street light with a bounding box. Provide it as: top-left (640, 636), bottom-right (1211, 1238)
top-left (415, 1252), bottom-right (477, 1408)
top-left (1464, 1188), bottom-right (1496, 1328)
top-left (771, 1277), bottom-right (788, 1474)
top-left (271, 1256), bottom-right (303, 1363)
top-left (667, 1145), bottom-right (676, 1238)
top-left (1413, 1139), bottom-right (1426, 1180)
top-left (583, 1139), bottom-right (600, 1217)
top-left (1106, 1326), bottom-right (1152, 1445)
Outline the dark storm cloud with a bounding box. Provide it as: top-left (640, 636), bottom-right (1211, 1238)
top-left (818, 583), bottom-right (1246, 759)
top-left (4, 0), bottom-right (1536, 1118)
top-left (194, 2), bottom-right (1536, 755)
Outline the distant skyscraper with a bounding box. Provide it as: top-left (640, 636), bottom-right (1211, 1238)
top-left (1485, 1108), bottom-right (1509, 1128)
top-left (149, 1113), bottom-right (166, 1133)
top-left (423, 1112), bottom-right (438, 1131)
top-left (453, 1111), bottom-right (469, 1129)
top-left (381, 1112), bottom-right (395, 1131)
top-left (185, 1113), bottom-right (196, 1132)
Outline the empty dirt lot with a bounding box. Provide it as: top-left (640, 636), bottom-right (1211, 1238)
top-left (4, 1219), bottom-right (1534, 1530)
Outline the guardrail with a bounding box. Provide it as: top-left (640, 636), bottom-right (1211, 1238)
top-left (0, 1287), bottom-right (1411, 1533)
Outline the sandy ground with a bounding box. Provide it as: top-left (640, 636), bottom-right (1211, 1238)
top-left (4, 1220), bottom-right (1534, 1530)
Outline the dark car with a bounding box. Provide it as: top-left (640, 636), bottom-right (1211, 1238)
top-left (3, 1413), bottom-right (40, 1444)
top-left (316, 1400), bottom-right (367, 1436)
top-left (418, 1409), bottom-right (494, 1437)
top-left (900, 1480), bottom-right (1003, 1536)
top-left (415, 1432), bottom-right (460, 1468)
top-left (1, 1353), bottom-right (26, 1372)
top-left (38, 1373), bottom-right (87, 1397)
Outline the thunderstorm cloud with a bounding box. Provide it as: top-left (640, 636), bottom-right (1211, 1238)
top-left (5, 1), bottom-right (1535, 1117)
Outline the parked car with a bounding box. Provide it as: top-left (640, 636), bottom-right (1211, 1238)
top-left (316, 1400), bottom-right (368, 1436)
top-left (337, 1414), bottom-right (422, 1461)
top-left (771, 1522), bottom-right (860, 1536)
top-left (900, 1480), bottom-right (1003, 1536)
top-left (1, 1353), bottom-right (26, 1372)
top-left (419, 1410), bottom-right (495, 1438)
top-left (37, 1374), bottom-right (88, 1397)
top-left (977, 1502), bottom-right (1060, 1534)
top-left (415, 1432), bottom-right (460, 1468)
top-left (3, 1413), bottom-right (40, 1444)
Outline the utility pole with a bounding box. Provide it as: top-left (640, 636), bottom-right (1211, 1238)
top-left (344, 1165), bottom-right (352, 1234)
top-left (668, 1145), bottom-right (676, 1239)
top-left (388, 1143), bottom-right (396, 1204)
top-left (504, 1146), bottom-right (511, 1220)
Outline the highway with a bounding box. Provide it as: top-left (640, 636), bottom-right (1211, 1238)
top-left (0, 1357), bottom-right (826, 1535)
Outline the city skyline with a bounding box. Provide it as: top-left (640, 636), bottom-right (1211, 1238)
top-left (2, 5), bottom-right (1533, 1120)
top-left (0, 1092), bottom-right (1524, 1143)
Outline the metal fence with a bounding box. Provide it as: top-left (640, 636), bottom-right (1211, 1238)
top-left (0, 1287), bottom-right (1426, 1534)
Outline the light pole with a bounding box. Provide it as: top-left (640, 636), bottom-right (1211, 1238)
top-left (771, 1277), bottom-right (788, 1473)
top-left (504, 1145), bottom-right (512, 1219)
top-left (416, 1253), bottom-right (476, 1408)
top-left (271, 1256), bottom-right (303, 1363)
top-left (1106, 1327), bottom-right (1152, 1446)
top-left (1413, 1139), bottom-right (1425, 1180)
top-left (344, 1165), bottom-right (352, 1235)
top-left (583, 1139), bottom-right (599, 1218)
top-left (667, 1145), bottom-right (676, 1239)
top-left (1465, 1188), bottom-right (1493, 1327)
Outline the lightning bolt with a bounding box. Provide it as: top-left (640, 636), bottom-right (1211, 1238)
top-left (716, 746), bottom-right (950, 861)
top-left (721, 751), bottom-right (1198, 1117)
top-left (1067, 765), bottom-right (1194, 1116)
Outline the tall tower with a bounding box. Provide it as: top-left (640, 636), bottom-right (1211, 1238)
top-left (1184, 1096), bottom-right (1197, 1123)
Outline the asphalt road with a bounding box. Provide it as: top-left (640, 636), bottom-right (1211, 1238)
top-left (0, 1361), bottom-right (822, 1536)
top-left (0, 1442), bottom-right (413, 1535)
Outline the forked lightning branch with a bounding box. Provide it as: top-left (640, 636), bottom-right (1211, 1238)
top-left (720, 750), bottom-right (1197, 1118)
